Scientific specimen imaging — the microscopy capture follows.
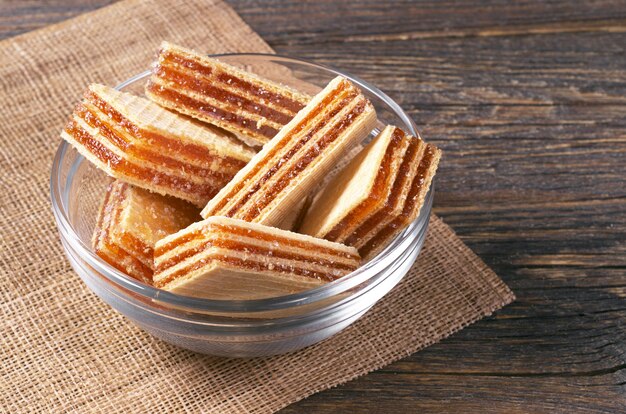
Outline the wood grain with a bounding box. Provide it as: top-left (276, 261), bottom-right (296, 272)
top-left (1, 0), bottom-right (625, 412)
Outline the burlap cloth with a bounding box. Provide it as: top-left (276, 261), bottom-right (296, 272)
top-left (0, 0), bottom-right (515, 412)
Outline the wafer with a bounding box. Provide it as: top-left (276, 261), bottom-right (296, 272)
top-left (299, 125), bottom-right (410, 242)
top-left (359, 141), bottom-right (440, 260)
top-left (360, 136), bottom-right (440, 260)
top-left (153, 216), bottom-right (360, 300)
top-left (299, 126), bottom-right (441, 260)
top-left (145, 42), bottom-right (311, 146)
top-left (61, 84), bottom-right (256, 206)
top-left (201, 76), bottom-right (377, 227)
top-left (343, 129), bottom-right (427, 249)
top-left (93, 180), bottom-right (199, 284)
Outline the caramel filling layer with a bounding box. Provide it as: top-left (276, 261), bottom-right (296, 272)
top-left (344, 135), bottom-right (423, 247)
top-left (226, 92), bottom-right (361, 219)
top-left (323, 127), bottom-right (406, 242)
top-left (160, 49), bottom-right (306, 113)
top-left (86, 91), bottom-right (246, 171)
top-left (359, 146), bottom-right (436, 257)
top-left (97, 246), bottom-right (153, 283)
top-left (154, 65), bottom-right (293, 125)
top-left (146, 82), bottom-right (280, 140)
top-left (205, 79), bottom-right (352, 216)
top-left (65, 120), bottom-right (219, 201)
top-left (155, 222), bottom-right (359, 261)
top-left (118, 232), bottom-right (154, 265)
top-left (93, 180), bottom-right (117, 246)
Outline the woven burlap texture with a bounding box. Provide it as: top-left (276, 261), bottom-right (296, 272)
top-left (0, 0), bottom-right (515, 412)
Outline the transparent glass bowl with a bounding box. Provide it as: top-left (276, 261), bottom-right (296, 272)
top-left (50, 54), bottom-right (433, 357)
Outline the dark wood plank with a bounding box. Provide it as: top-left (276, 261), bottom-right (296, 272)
top-left (229, 0), bottom-right (626, 45)
top-left (0, 0), bottom-right (115, 39)
top-left (286, 373), bottom-right (625, 413)
top-left (2, 0), bottom-right (625, 412)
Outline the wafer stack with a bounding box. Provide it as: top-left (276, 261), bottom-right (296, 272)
top-left (93, 180), bottom-right (199, 283)
top-left (299, 126), bottom-right (441, 260)
top-left (299, 125), bottom-right (410, 241)
top-left (153, 216), bottom-right (360, 300)
top-left (146, 42), bottom-right (311, 146)
top-left (201, 76), bottom-right (377, 227)
top-left (61, 84), bottom-right (256, 206)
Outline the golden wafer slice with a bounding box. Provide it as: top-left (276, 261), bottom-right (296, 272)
top-left (343, 129), bottom-right (426, 249)
top-left (61, 84), bottom-right (256, 206)
top-left (359, 141), bottom-right (441, 260)
top-left (299, 126), bottom-right (441, 261)
top-left (153, 216), bottom-right (360, 300)
top-left (299, 125), bottom-right (410, 242)
top-left (201, 76), bottom-right (377, 227)
top-left (93, 180), bottom-right (199, 283)
top-left (145, 42), bottom-right (311, 146)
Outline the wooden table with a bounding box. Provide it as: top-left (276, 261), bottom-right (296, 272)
top-left (4, 1), bottom-right (625, 412)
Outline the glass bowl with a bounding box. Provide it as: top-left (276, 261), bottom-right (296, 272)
top-left (50, 54), bottom-right (433, 357)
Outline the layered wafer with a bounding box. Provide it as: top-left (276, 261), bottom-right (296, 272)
top-left (299, 126), bottom-right (441, 260)
top-left (146, 42), bottom-right (311, 146)
top-left (358, 140), bottom-right (440, 260)
top-left (201, 76), bottom-right (377, 227)
top-left (93, 180), bottom-right (199, 284)
top-left (153, 216), bottom-right (360, 300)
top-left (61, 84), bottom-right (256, 206)
top-left (299, 125), bottom-right (410, 242)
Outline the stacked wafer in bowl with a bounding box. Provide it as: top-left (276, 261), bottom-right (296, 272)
top-left (153, 216), bottom-right (360, 300)
top-left (146, 42), bottom-right (311, 147)
top-left (93, 180), bottom-right (199, 283)
top-left (299, 126), bottom-right (441, 260)
top-left (62, 83), bottom-right (255, 206)
top-left (60, 42), bottom-right (441, 300)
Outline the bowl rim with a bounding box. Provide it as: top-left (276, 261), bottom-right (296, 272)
top-left (50, 52), bottom-right (431, 314)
